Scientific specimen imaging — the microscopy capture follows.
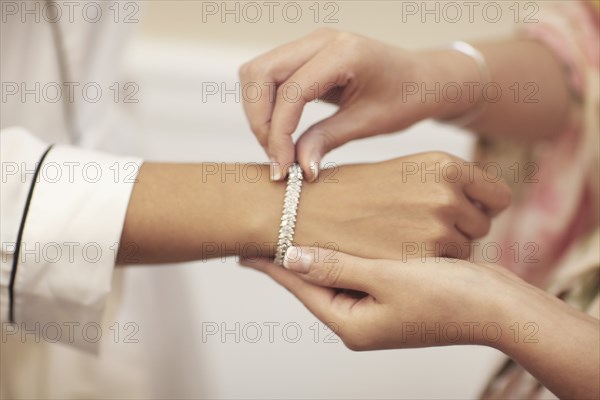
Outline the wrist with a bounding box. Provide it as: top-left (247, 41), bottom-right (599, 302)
top-left (452, 263), bottom-right (531, 349)
top-left (419, 48), bottom-right (483, 121)
top-left (242, 164), bottom-right (331, 259)
top-left (475, 272), bottom-right (563, 355)
top-left (236, 164), bottom-right (286, 258)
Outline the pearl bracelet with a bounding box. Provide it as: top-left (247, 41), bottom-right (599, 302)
top-left (274, 164), bottom-right (303, 265)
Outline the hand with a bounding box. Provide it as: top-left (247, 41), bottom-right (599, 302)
top-left (121, 152), bottom-right (509, 263)
top-left (242, 247), bottom-right (600, 400)
top-left (239, 28), bottom-right (480, 180)
top-left (241, 246), bottom-right (521, 350)
top-left (288, 152), bottom-right (511, 260)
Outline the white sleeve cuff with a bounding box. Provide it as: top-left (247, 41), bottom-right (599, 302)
top-left (1, 127), bottom-right (142, 352)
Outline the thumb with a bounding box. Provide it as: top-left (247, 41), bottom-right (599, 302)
top-left (296, 107), bottom-right (376, 182)
top-left (283, 246), bottom-right (377, 293)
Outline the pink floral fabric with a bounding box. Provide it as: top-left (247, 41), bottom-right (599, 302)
top-left (479, 1), bottom-right (599, 398)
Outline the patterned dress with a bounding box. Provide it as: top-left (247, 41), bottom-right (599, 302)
top-left (480, 1), bottom-right (599, 398)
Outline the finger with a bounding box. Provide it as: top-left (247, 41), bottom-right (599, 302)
top-left (267, 49), bottom-right (359, 180)
top-left (462, 169), bottom-right (512, 216)
top-left (455, 195), bottom-right (492, 240)
top-left (296, 106), bottom-right (377, 182)
top-left (239, 80), bottom-right (274, 150)
top-left (442, 233), bottom-right (472, 260)
top-left (282, 246), bottom-right (378, 293)
top-left (239, 28), bottom-right (337, 155)
top-left (239, 256), bottom-right (340, 323)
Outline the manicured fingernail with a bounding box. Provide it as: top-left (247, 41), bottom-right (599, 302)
top-left (270, 158), bottom-right (281, 181)
top-left (309, 159), bottom-right (320, 182)
top-left (283, 246), bottom-right (312, 273)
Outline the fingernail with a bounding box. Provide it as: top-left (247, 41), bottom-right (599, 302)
top-left (309, 159), bottom-right (320, 182)
top-left (283, 246), bottom-right (312, 273)
top-left (270, 158), bottom-right (281, 181)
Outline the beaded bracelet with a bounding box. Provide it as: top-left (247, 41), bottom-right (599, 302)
top-left (274, 164), bottom-right (303, 265)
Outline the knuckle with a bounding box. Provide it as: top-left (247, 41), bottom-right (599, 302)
top-left (334, 33), bottom-right (368, 61)
top-left (261, 59), bottom-right (280, 79)
top-left (249, 122), bottom-right (269, 144)
top-left (442, 233), bottom-right (470, 259)
top-left (342, 330), bottom-right (372, 352)
top-left (460, 243), bottom-right (472, 260)
top-left (442, 241), bottom-right (461, 258)
top-left (314, 26), bottom-right (336, 37)
top-left (269, 140), bottom-right (292, 161)
top-left (433, 222), bottom-right (454, 245)
top-left (479, 217), bottom-right (492, 237)
top-left (315, 129), bottom-right (339, 154)
top-left (275, 84), bottom-right (289, 102)
top-left (335, 31), bottom-right (361, 47)
top-left (294, 138), bottom-right (314, 162)
top-left (335, 30), bottom-right (355, 42)
top-left (255, 132), bottom-right (269, 148)
top-left (433, 186), bottom-right (460, 211)
top-left (344, 340), bottom-right (364, 352)
top-left (495, 181), bottom-right (513, 209)
top-left (241, 56), bottom-right (277, 79)
top-left (317, 261), bottom-right (344, 287)
top-left (427, 151), bottom-right (457, 165)
top-left (238, 61), bottom-right (252, 79)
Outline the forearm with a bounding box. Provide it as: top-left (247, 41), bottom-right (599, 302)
top-left (117, 162), bottom-right (283, 264)
top-left (423, 39), bottom-right (574, 141)
top-left (493, 282), bottom-right (599, 399)
top-left (115, 154), bottom-right (508, 265)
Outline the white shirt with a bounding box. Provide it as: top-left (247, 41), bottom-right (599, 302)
top-left (0, 4), bottom-right (157, 398)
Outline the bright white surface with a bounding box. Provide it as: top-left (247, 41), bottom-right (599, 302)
top-left (119, 38), bottom-right (504, 399)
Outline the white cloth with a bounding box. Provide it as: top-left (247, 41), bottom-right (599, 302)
top-left (0, 4), bottom-right (161, 398)
top-left (1, 127), bottom-right (141, 352)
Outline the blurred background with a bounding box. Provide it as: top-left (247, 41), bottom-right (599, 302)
top-left (105, 1), bottom-right (519, 398)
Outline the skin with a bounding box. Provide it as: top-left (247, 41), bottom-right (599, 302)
top-left (117, 152), bottom-right (511, 264)
top-left (241, 248), bottom-right (599, 400)
top-left (239, 28), bottom-right (574, 181)
top-left (238, 28), bottom-right (597, 398)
